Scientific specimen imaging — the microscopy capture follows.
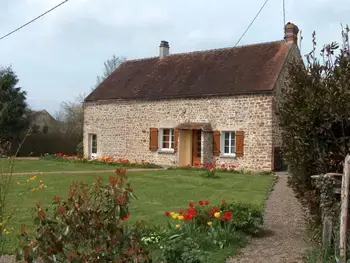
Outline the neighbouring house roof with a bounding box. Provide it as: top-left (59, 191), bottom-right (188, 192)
top-left (27, 110), bottom-right (56, 125)
top-left (85, 40), bottom-right (294, 102)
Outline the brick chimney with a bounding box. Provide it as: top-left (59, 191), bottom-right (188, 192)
top-left (159, 40), bottom-right (169, 58)
top-left (284, 22), bottom-right (299, 44)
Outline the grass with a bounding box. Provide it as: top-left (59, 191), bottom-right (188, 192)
top-left (0, 158), bottom-right (119, 173)
top-left (2, 160), bottom-right (275, 258)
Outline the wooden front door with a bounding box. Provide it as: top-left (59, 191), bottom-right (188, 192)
top-left (192, 130), bottom-right (202, 165)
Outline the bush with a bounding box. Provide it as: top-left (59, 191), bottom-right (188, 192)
top-left (278, 27), bottom-right (350, 214)
top-left (76, 141), bottom-right (83, 158)
top-left (161, 235), bottom-right (208, 263)
top-left (17, 168), bottom-right (151, 263)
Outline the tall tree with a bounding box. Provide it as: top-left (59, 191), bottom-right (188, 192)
top-left (0, 66), bottom-right (28, 141)
top-left (95, 55), bottom-right (126, 87)
top-left (55, 94), bottom-right (85, 139)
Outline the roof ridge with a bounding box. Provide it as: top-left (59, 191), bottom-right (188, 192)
top-left (123, 39), bottom-right (286, 63)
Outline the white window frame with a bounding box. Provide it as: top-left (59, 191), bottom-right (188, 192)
top-left (221, 131), bottom-right (236, 157)
top-left (159, 128), bottom-right (175, 153)
top-left (89, 134), bottom-right (98, 158)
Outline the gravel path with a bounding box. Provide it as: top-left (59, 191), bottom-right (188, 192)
top-left (228, 173), bottom-right (309, 263)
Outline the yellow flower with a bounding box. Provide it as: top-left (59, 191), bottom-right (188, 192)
top-left (16, 182), bottom-right (20, 185)
top-left (178, 215), bottom-right (184, 220)
top-left (0, 222), bottom-right (3, 227)
top-left (175, 224), bottom-right (181, 229)
top-left (170, 212), bottom-right (175, 216)
top-left (40, 180), bottom-right (43, 183)
top-left (214, 212), bottom-right (221, 218)
top-left (207, 221), bottom-right (213, 226)
top-left (172, 213), bottom-right (179, 219)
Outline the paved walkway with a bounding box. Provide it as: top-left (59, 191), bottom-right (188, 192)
top-left (12, 168), bottom-right (165, 175)
top-left (228, 173), bottom-right (309, 263)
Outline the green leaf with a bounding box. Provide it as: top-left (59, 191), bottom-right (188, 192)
top-left (63, 226), bottom-right (69, 236)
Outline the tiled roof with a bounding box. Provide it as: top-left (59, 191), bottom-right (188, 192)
top-left (85, 40), bottom-right (293, 102)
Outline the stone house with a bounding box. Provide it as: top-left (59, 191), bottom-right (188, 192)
top-left (27, 110), bottom-right (57, 134)
top-left (83, 22), bottom-right (301, 171)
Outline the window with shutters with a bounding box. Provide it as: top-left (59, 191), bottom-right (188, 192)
top-left (160, 128), bottom-right (174, 151)
top-left (221, 131), bottom-right (235, 156)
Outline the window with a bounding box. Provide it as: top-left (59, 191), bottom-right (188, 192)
top-left (161, 129), bottom-right (174, 150)
top-left (90, 134), bottom-right (97, 157)
top-left (221, 131), bottom-right (235, 156)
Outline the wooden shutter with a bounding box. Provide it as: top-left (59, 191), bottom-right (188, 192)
top-left (213, 130), bottom-right (221, 156)
top-left (149, 128), bottom-right (158, 151)
top-left (174, 129), bottom-right (179, 153)
top-left (235, 131), bottom-right (244, 157)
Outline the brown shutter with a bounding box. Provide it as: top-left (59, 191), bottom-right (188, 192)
top-left (149, 128), bottom-right (158, 151)
top-left (174, 129), bottom-right (179, 153)
top-left (213, 130), bottom-right (221, 156)
top-left (235, 131), bottom-right (244, 157)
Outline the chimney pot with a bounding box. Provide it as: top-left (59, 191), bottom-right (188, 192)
top-left (159, 40), bottom-right (169, 58)
top-left (284, 22), bottom-right (299, 44)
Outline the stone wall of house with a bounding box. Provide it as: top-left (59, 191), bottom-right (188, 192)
top-left (272, 44), bottom-right (301, 149)
top-left (84, 93), bottom-right (275, 171)
top-left (202, 131), bottom-right (213, 165)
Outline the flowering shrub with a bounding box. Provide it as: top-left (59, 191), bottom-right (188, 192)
top-left (201, 163), bottom-right (217, 178)
top-left (17, 169), bottom-right (151, 263)
top-left (41, 153), bottom-right (161, 168)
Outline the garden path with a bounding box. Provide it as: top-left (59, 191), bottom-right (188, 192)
top-left (11, 168), bottom-right (165, 175)
top-left (227, 173), bottom-right (309, 263)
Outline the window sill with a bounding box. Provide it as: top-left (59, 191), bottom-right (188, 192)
top-left (220, 154), bottom-right (236, 159)
top-left (158, 149), bottom-right (175, 154)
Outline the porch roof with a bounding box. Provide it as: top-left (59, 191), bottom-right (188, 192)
top-left (176, 122), bottom-right (212, 131)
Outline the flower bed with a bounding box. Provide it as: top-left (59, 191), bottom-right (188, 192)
top-left (151, 199), bottom-right (264, 262)
top-left (165, 199), bottom-right (263, 234)
top-left (40, 153), bottom-right (161, 168)
top-left (168, 162), bottom-right (239, 174)
top-left (168, 163), bottom-right (275, 176)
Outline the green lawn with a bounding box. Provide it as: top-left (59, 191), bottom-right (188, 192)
top-left (4, 168), bottom-right (274, 253)
top-left (0, 159), bottom-right (117, 173)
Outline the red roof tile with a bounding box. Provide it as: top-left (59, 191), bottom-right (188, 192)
top-left (85, 40), bottom-right (293, 102)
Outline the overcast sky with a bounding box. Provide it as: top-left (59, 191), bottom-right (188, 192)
top-left (0, 0), bottom-right (348, 115)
